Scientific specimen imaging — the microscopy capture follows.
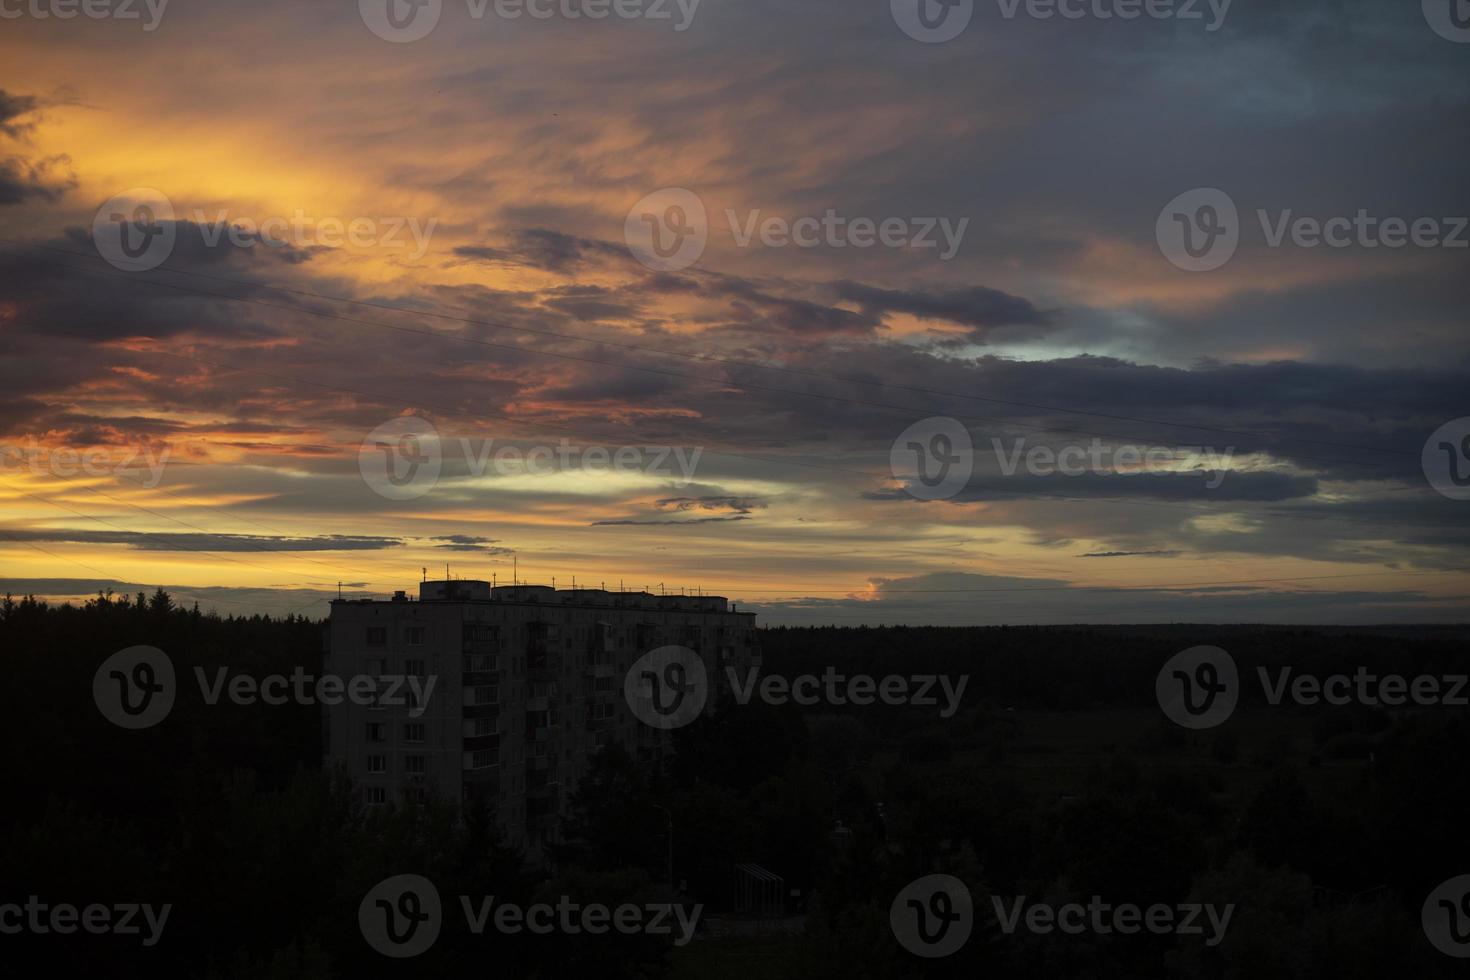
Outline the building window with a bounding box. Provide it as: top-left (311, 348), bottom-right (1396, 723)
top-left (367, 657), bottom-right (387, 676)
top-left (406, 755), bottom-right (426, 775)
top-left (366, 722), bottom-right (385, 742)
top-left (471, 717), bottom-right (495, 737)
top-left (365, 787), bottom-right (387, 805)
top-left (366, 755), bottom-right (387, 774)
top-left (471, 685), bottom-right (499, 706)
top-left (405, 627), bottom-right (426, 646)
top-left (470, 749), bottom-right (497, 769)
top-left (366, 627), bottom-right (387, 647)
top-left (404, 722), bottom-right (425, 743)
top-left (405, 658), bottom-right (426, 676)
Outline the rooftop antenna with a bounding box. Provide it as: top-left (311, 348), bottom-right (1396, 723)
top-left (337, 581), bottom-right (342, 600)
top-left (445, 563), bottom-right (450, 581)
top-left (421, 567), bottom-right (427, 583)
top-left (493, 573), bottom-right (497, 587)
top-left (513, 555), bottom-right (518, 585)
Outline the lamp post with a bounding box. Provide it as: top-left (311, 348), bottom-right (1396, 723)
top-left (652, 803), bottom-right (673, 894)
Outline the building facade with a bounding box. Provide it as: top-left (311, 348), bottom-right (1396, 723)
top-left (323, 580), bottom-right (760, 859)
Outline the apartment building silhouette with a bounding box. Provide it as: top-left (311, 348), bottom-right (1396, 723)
top-left (323, 579), bottom-right (760, 859)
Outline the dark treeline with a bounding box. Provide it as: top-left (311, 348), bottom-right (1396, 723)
top-left (3, 597), bottom-right (1468, 977)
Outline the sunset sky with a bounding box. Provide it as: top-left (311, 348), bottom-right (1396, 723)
top-left (1, 0), bottom-right (1467, 623)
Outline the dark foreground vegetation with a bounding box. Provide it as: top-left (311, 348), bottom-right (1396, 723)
top-left (2, 594), bottom-right (1467, 977)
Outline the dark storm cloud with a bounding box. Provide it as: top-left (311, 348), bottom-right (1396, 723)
top-left (832, 280), bottom-right (1051, 334)
top-left (430, 534), bottom-right (514, 554)
top-left (0, 90), bottom-right (74, 205)
top-left (0, 89), bottom-right (41, 136)
top-left (742, 571), bottom-right (1470, 627)
top-left (654, 496), bottom-right (766, 515)
top-left (869, 469), bottom-right (1318, 504)
top-left (0, 528), bottom-right (403, 552)
top-left (454, 229), bottom-right (627, 273)
top-left (709, 277), bottom-right (882, 336)
top-left (590, 515), bottom-right (752, 526)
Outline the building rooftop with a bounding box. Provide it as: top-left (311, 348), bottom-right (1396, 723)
top-left (331, 580), bottom-right (743, 614)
